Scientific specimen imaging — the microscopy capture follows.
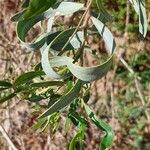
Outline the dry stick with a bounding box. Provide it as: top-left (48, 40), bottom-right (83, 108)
top-left (46, 129), bottom-right (51, 150)
top-left (110, 82), bottom-right (115, 127)
top-left (0, 32), bottom-right (14, 46)
top-left (125, 0), bottom-right (130, 34)
top-left (0, 125), bottom-right (18, 150)
top-left (134, 78), bottom-right (150, 121)
top-left (5, 102), bottom-right (12, 150)
top-left (112, 0), bottom-right (130, 75)
top-left (112, 0), bottom-right (150, 124)
top-left (119, 57), bottom-right (150, 123)
top-left (0, 43), bottom-right (24, 72)
top-left (110, 0), bottom-right (130, 127)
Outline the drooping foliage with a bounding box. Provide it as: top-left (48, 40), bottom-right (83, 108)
top-left (0, 0), bottom-right (148, 149)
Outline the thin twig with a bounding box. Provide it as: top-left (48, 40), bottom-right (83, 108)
top-left (110, 0), bottom-right (130, 127)
top-left (58, 0), bottom-right (93, 56)
top-left (112, 0), bottom-right (130, 76)
top-left (81, 0), bottom-right (92, 66)
top-left (110, 82), bottom-right (115, 127)
top-left (119, 57), bottom-right (150, 123)
top-left (110, 0), bottom-right (150, 123)
top-left (45, 128), bottom-right (51, 150)
top-left (0, 125), bottom-right (18, 150)
top-left (119, 57), bottom-right (134, 74)
top-left (134, 78), bottom-right (150, 122)
top-left (72, 0), bottom-right (92, 64)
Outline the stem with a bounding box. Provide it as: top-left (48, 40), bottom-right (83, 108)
top-left (58, 0), bottom-right (93, 56)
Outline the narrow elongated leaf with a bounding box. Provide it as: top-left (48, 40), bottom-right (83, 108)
top-left (14, 71), bottom-right (45, 86)
top-left (40, 53), bottom-right (112, 82)
top-left (69, 132), bottom-right (82, 150)
top-left (11, 10), bottom-right (26, 22)
top-left (32, 118), bottom-right (47, 130)
top-left (56, 2), bottom-right (84, 16)
top-left (40, 17), bottom-right (116, 82)
top-left (138, 0), bottom-right (147, 37)
top-left (40, 46), bottom-right (62, 79)
top-left (129, 0), bottom-right (147, 37)
top-left (95, 0), bottom-right (114, 22)
top-left (84, 103), bottom-right (114, 150)
top-left (91, 17), bottom-right (116, 54)
top-left (16, 2), bottom-right (84, 51)
top-left (23, 0), bottom-right (57, 20)
top-left (0, 93), bottom-right (16, 104)
top-left (16, 8), bottom-right (55, 50)
top-left (69, 124), bottom-right (85, 150)
top-left (17, 14), bottom-right (46, 41)
top-left (17, 16), bottom-right (81, 51)
top-left (30, 81), bottom-right (65, 88)
top-left (39, 80), bottom-right (83, 118)
top-left (0, 88), bottom-right (9, 91)
top-left (28, 95), bottom-right (46, 102)
top-left (0, 81), bottom-right (12, 88)
top-left (22, 0), bottom-right (30, 8)
top-left (50, 28), bottom-right (78, 51)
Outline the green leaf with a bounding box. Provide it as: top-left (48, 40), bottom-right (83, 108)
top-left (41, 17), bottom-right (116, 82)
top-left (83, 103), bottom-right (114, 150)
top-left (39, 80), bottom-right (83, 118)
top-left (69, 124), bottom-right (85, 150)
top-left (17, 14), bottom-right (48, 43)
top-left (69, 112), bottom-right (87, 127)
top-left (50, 28), bottom-right (79, 51)
top-left (16, 2), bottom-right (84, 51)
top-left (0, 88), bottom-right (9, 91)
top-left (69, 132), bottom-right (82, 150)
top-left (0, 93), bottom-right (16, 104)
top-left (0, 81), bottom-right (12, 88)
top-left (32, 117), bottom-right (47, 130)
top-left (23, 0), bottom-right (57, 20)
top-left (16, 8), bottom-right (54, 49)
top-left (22, 0), bottom-right (30, 8)
top-left (129, 0), bottom-right (147, 37)
top-left (95, 0), bottom-right (114, 23)
top-left (14, 71), bottom-right (45, 86)
top-left (41, 55), bottom-right (113, 81)
top-left (56, 2), bottom-right (84, 16)
top-left (65, 117), bottom-right (71, 132)
top-left (11, 10), bottom-right (26, 22)
top-left (48, 93), bottom-right (61, 108)
top-left (28, 94), bottom-right (47, 102)
top-left (91, 17), bottom-right (116, 54)
top-left (30, 81), bottom-right (65, 88)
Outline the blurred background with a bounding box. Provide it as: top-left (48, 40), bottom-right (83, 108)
top-left (0, 0), bottom-right (150, 149)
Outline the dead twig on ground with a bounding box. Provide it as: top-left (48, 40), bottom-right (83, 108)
top-left (0, 124), bottom-right (18, 150)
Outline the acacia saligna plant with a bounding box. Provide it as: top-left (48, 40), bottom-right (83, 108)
top-left (0, 0), bottom-right (148, 149)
